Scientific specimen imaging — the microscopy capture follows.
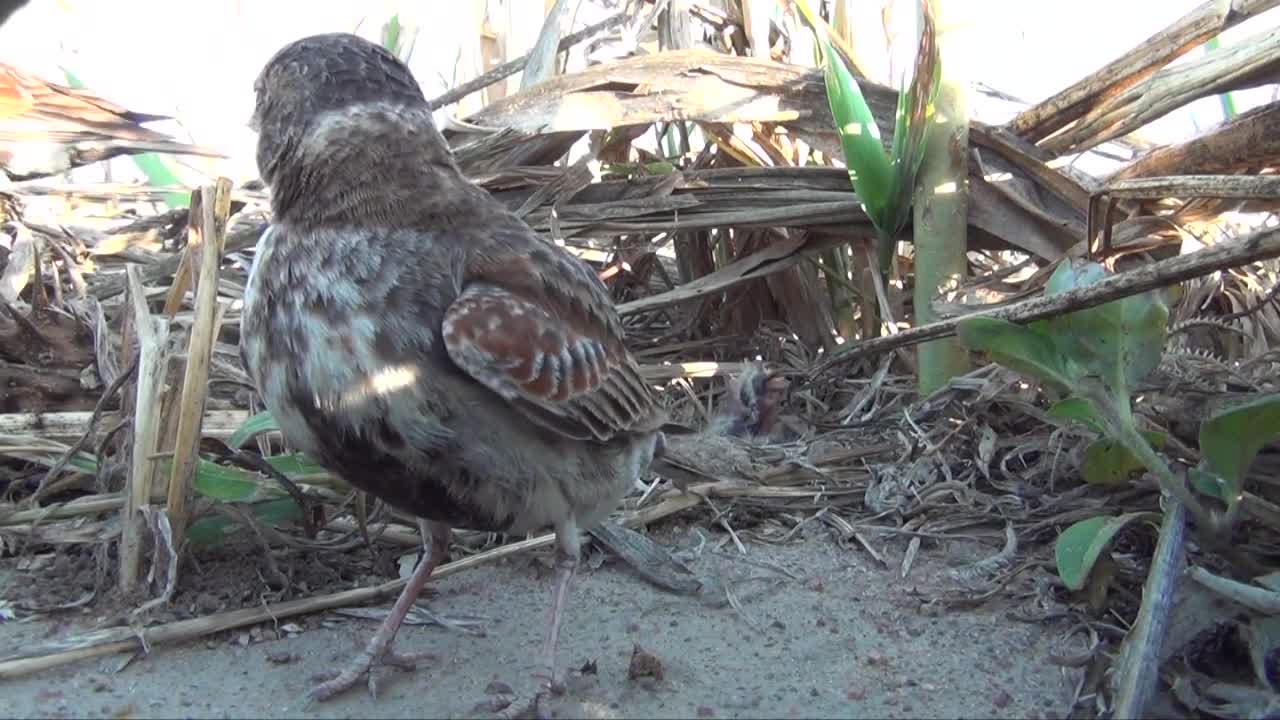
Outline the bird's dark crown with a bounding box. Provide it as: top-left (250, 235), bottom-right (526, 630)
top-left (252, 32), bottom-right (426, 131)
top-left (251, 32), bottom-right (460, 226)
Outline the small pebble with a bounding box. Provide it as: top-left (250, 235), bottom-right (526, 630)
top-left (264, 649), bottom-right (296, 665)
top-left (993, 688), bottom-right (1012, 709)
top-left (471, 697), bottom-right (512, 714)
top-left (484, 680), bottom-right (513, 695)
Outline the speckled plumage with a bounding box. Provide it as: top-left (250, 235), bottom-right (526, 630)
top-left (720, 362), bottom-right (790, 438)
top-left (239, 32), bottom-right (665, 702)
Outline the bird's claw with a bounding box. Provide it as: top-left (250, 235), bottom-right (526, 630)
top-left (305, 646), bottom-right (433, 703)
top-left (532, 668), bottom-right (566, 696)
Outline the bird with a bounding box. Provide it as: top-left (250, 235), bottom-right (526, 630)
top-left (238, 32), bottom-right (667, 702)
top-left (719, 362), bottom-right (791, 439)
top-left (0, 0), bottom-right (28, 28)
top-left (0, 62), bottom-right (224, 181)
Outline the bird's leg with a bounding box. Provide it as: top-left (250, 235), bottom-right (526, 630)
top-left (537, 519), bottom-right (581, 695)
top-left (307, 519), bottom-right (451, 702)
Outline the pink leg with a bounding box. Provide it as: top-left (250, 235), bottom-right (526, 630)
top-left (308, 519), bottom-right (451, 702)
top-left (538, 520), bottom-right (581, 694)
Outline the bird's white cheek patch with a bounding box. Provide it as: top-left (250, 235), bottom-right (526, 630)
top-left (296, 102), bottom-right (433, 162)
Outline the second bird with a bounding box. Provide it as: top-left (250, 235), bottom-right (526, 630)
top-left (239, 32), bottom-right (668, 702)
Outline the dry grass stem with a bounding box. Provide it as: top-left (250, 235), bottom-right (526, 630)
top-left (164, 179), bottom-right (232, 551)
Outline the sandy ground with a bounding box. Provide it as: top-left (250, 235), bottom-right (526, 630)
top-left (1, 528), bottom-right (1079, 719)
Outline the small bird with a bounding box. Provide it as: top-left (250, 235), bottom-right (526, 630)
top-left (239, 33), bottom-right (666, 701)
top-left (720, 362), bottom-right (791, 438)
top-left (0, 63), bottom-right (224, 181)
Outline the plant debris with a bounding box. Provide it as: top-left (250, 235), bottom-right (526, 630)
top-left (2, 2), bottom-right (1280, 718)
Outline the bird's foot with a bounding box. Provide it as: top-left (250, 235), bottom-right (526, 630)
top-left (527, 670), bottom-right (566, 720)
top-left (306, 643), bottom-right (433, 702)
top-left (303, 519), bottom-right (451, 706)
top-left (532, 666), bottom-right (567, 696)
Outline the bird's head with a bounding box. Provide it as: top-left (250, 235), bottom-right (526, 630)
top-left (722, 362), bottom-right (791, 438)
top-left (251, 32), bottom-right (455, 216)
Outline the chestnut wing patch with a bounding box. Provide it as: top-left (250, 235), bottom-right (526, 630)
top-left (442, 281), bottom-right (651, 442)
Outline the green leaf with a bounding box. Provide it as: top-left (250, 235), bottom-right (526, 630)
top-left (793, 0), bottom-right (892, 233)
top-left (1055, 512), bottom-right (1160, 591)
top-left (126, 154), bottom-right (189, 208)
top-left (1081, 431), bottom-right (1168, 486)
top-left (1044, 259), bottom-right (1108, 297)
top-left (59, 67), bottom-right (187, 208)
top-left (191, 459), bottom-right (276, 502)
top-left (265, 453), bottom-right (328, 478)
top-left (1048, 397), bottom-right (1104, 433)
top-left (1188, 468), bottom-right (1227, 502)
top-left (1043, 260), bottom-right (1169, 392)
top-left (956, 316), bottom-right (1075, 391)
top-left (187, 498), bottom-right (302, 548)
top-left (64, 452), bottom-right (100, 475)
top-left (152, 456), bottom-right (279, 503)
top-left (227, 411), bottom-right (281, 448)
top-left (1198, 393), bottom-right (1280, 504)
top-left (1078, 292), bottom-right (1169, 390)
top-left (381, 13), bottom-right (401, 54)
top-left (881, 0), bottom-right (941, 264)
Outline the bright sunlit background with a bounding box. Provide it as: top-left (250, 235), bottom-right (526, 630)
top-left (1, 0), bottom-right (1276, 187)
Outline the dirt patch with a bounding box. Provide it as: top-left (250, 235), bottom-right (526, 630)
top-left (0, 525), bottom-right (1079, 719)
top-left (1, 532), bottom-right (420, 624)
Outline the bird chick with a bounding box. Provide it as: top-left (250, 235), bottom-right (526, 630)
top-left (240, 33), bottom-right (666, 703)
top-left (0, 64), bottom-right (224, 181)
top-left (718, 362), bottom-right (791, 439)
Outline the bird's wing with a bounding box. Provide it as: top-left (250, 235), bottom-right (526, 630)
top-left (0, 66), bottom-right (35, 121)
top-left (0, 65), bottom-right (175, 144)
top-left (442, 238), bottom-right (662, 443)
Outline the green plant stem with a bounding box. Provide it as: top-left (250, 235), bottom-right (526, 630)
top-left (1085, 387), bottom-right (1219, 533)
top-left (912, 0), bottom-right (970, 393)
top-left (819, 249), bottom-right (861, 341)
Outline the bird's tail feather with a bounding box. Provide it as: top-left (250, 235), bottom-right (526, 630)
top-left (76, 140), bottom-right (228, 164)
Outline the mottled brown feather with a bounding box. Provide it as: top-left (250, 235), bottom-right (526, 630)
top-left (443, 254), bottom-right (661, 442)
top-left (242, 32), bottom-right (667, 540)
